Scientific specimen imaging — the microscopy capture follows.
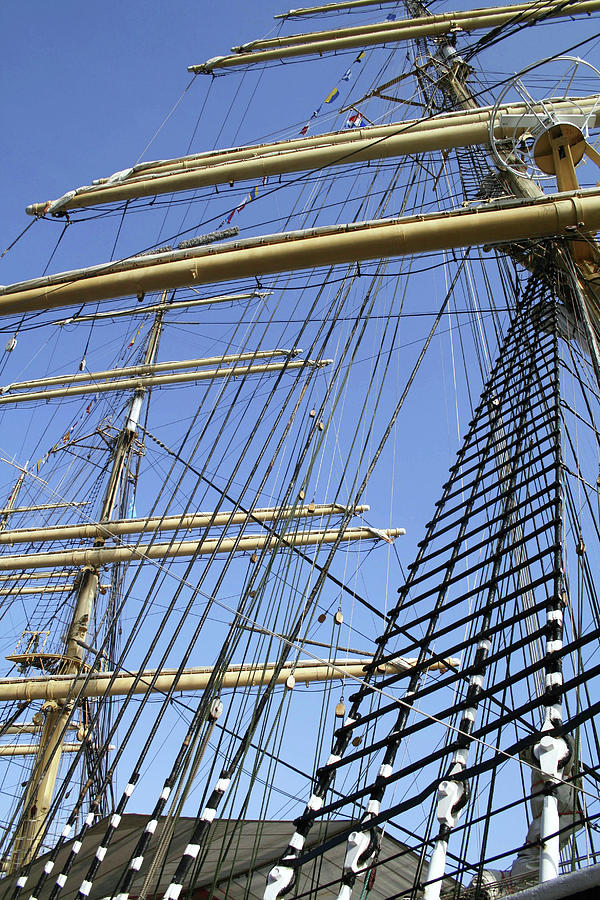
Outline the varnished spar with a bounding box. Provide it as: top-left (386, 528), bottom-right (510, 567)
top-left (0, 526), bottom-right (405, 571)
top-left (190, 0), bottom-right (600, 70)
top-left (0, 358), bottom-right (331, 404)
top-left (25, 98), bottom-right (600, 214)
top-left (3, 189), bottom-right (600, 315)
top-left (0, 656), bottom-right (452, 703)
top-left (0, 503), bottom-right (370, 545)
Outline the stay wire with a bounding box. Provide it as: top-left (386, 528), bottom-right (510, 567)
top-left (0, 220), bottom-right (36, 261)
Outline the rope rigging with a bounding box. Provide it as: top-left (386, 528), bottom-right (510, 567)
top-left (3, 3), bottom-right (600, 900)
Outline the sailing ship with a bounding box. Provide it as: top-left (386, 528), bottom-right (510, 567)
top-left (1, 0), bottom-right (600, 897)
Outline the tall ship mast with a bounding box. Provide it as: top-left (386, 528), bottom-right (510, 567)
top-left (1, 1), bottom-right (600, 898)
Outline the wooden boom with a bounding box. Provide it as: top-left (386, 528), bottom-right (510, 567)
top-left (0, 503), bottom-right (369, 545)
top-left (0, 656), bottom-right (455, 703)
top-left (190, 0), bottom-right (600, 71)
top-left (2, 189), bottom-right (600, 315)
top-left (25, 98), bottom-right (600, 214)
top-left (0, 526), bottom-right (405, 571)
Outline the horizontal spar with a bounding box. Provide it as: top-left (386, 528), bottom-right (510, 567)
top-left (0, 526), bottom-right (405, 570)
top-left (2, 348), bottom-right (299, 391)
top-left (0, 655), bottom-right (455, 702)
top-left (190, 0), bottom-right (600, 71)
top-left (0, 503), bottom-right (369, 545)
top-left (0, 585), bottom-right (108, 595)
top-left (3, 348), bottom-right (302, 390)
top-left (240, 0), bottom-right (600, 50)
top-left (0, 572), bottom-right (80, 580)
top-left (80, 103), bottom-right (536, 177)
top-left (0, 359), bottom-right (330, 404)
top-left (2, 189), bottom-right (600, 316)
top-left (0, 503), bottom-right (89, 516)
top-left (275, 0), bottom-right (415, 18)
top-left (0, 743), bottom-right (87, 757)
top-left (52, 290), bottom-right (271, 323)
top-left (0, 722), bottom-right (79, 735)
top-left (25, 98), bottom-right (600, 213)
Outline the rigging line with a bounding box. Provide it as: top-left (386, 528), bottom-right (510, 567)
top-left (138, 446), bottom-right (390, 623)
top-left (563, 346), bottom-right (600, 451)
top-left (463, 29), bottom-right (600, 98)
top-left (230, 66), bottom-right (270, 153)
top-left (561, 356), bottom-right (600, 405)
top-left (419, 809), bottom-right (595, 891)
top-left (203, 278), bottom-right (556, 869)
top-left (464, 2), bottom-right (600, 59)
top-left (146, 720), bottom-right (255, 900)
top-left (71, 639), bottom-right (245, 730)
top-left (2, 376), bottom-right (245, 684)
top-left (140, 432), bottom-right (360, 548)
top-left (188, 739), bottom-right (307, 896)
top-left (387, 507), bottom-right (544, 738)
top-left (114, 302), bottom-right (296, 520)
top-left (108, 200), bottom-right (130, 264)
top-left (332, 334), bottom-right (552, 740)
top-left (37, 573), bottom-right (267, 872)
top-left (435, 332), bottom-right (556, 868)
top-left (3, 316), bottom-right (342, 596)
top-left (129, 348), bottom-right (324, 572)
top-left (41, 221), bottom-right (69, 277)
top-left (135, 75), bottom-right (197, 165)
top-left (39, 30), bottom-right (600, 245)
top-left (63, 158), bottom-right (474, 226)
top-left (162, 309), bottom-right (509, 325)
top-left (320, 274), bottom-right (403, 608)
top-left (388, 15), bottom-right (600, 129)
top-left (25, 149), bottom-right (458, 275)
top-left (0, 704), bottom-right (31, 740)
top-left (14, 579), bottom-right (229, 885)
top-left (154, 86), bottom-right (220, 248)
top-left (27, 92), bottom-right (483, 255)
top-left (0, 22), bottom-right (556, 880)
top-left (562, 477), bottom-right (600, 627)
top-left (118, 609), bottom-right (304, 895)
top-left (180, 71), bottom-right (217, 161)
top-left (302, 688), bottom-right (600, 858)
top-left (0, 220), bottom-right (36, 260)
top-left (104, 296), bottom-right (332, 620)
top-left (561, 425), bottom-right (600, 541)
top-left (469, 0), bottom-right (572, 46)
top-left (283, 767), bottom-right (593, 890)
